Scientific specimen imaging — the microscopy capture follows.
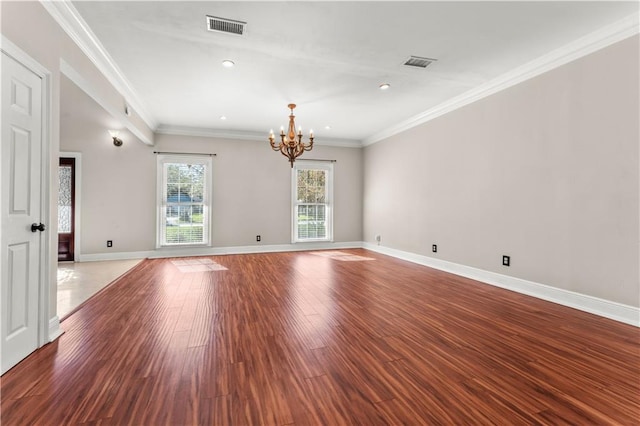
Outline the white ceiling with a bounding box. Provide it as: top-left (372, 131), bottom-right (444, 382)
top-left (71, 1), bottom-right (639, 144)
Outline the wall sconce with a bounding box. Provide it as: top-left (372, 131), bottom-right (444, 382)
top-left (109, 130), bottom-right (123, 147)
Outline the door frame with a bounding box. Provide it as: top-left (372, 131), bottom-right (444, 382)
top-left (59, 152), bottom-right (82, 262)
top-left (1, 35), bottom-right (55, 348)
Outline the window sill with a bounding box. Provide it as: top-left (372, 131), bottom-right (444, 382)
top-left (157, 243), bottom-right (211, 249)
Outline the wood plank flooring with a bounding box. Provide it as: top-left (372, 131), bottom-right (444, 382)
top-left (2, 249), bottom-right (639, 425)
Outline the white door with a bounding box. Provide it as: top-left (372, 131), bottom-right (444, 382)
top-left (1, 51), bottom-right (44, 374)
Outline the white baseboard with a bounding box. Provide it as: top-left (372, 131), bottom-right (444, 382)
top-left (78, 250), bottom-right (153, 262)
top-left (48, 316), bottom-right (64, 342)
top-left (77, 241), bottom-right (364, 262)
top-left (74, 242), bottom-right (639, 327)
top-left (363, 243), bottom-right (639, 327)
top-left (149, 241), bottom-right (363, 258)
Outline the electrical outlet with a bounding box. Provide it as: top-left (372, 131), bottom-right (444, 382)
top-left (502, 255), bottom-right (510, 267)
top-left (107, 240), bottom-right (113, 248)
top-left (256, 235), bottom-right (261, 242)
top-left (432, 244), bottom-right (437, 253)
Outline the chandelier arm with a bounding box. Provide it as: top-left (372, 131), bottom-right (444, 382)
top-left (288, 146), bottom-right (298, 161)
top-left (268, 103), bottom-right (314, 166)
top-left (289, 147), bottom-right (298, 167)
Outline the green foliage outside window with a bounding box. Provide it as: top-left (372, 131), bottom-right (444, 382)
top-left (163, 162), bottom-right (206, 245)
top-left (296, 169), bottom-right (328, 240)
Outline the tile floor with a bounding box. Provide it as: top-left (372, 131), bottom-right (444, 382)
top-left (57, 259), bottom-right (143, 319)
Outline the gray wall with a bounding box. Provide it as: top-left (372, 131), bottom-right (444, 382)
top-left (5, 1), bottom-right (637, 318)
top-left (155, 135), bottom-right (363, 248)
top-left (60, 75), bottom-right (363, 254)
top-left (60, 75), bottom-right (156, 254)
top-left (2, 1), bottom-right (155, 321)
top-left (363, 35), bottom-right (639, 307)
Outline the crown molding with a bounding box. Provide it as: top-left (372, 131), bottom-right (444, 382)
top-left (60, 59), bottom-right (154, 146)
top-left (40, 0), bottom-right (157, 130)
top-left (363, 11), bottom-right (640, 146)
top-left (155, 125), bottom-right (363, 148)
top-left (40, 1), bottom-right (637, 148)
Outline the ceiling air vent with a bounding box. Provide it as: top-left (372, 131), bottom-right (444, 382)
top-left (206, 15), bottom-right (247, 36)
top-left (403, 56), bottom-right (437, 69)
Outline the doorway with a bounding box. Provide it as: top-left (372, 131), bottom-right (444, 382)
top-left (1, 43), bottom-right (52, 375)
top-left (58, 157), bottom-right (76, 261)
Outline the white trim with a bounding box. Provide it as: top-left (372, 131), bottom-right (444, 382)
top-left (78, 241), bottom-right (362, 262)
top-left (34, 0), bottom-right (638, 149)
top-left (363, 12), bottom-right (640, 146)
top-left (48, 316), bottom-right (64, 342)
top-left (79, 251), bottom-right (152, 262)
top-left (156, 154), bottom-right (213, 248)
top-left (39, 0), bottom-right (157, 130)
top-left (1, 36), bottom-right (57, 346)
top-left (41, 62), bottom-right (53, 347)
top-left (156, 124), bottom-right (362, 148)
top-left (59, 60), bottom-right (154, 146)
top-left (59, 152), bottom-right (82, 262)
top-left (73, 241), bottom-right (639, 326)
top-left (0, 36), bottom-right (51, 77)
top-left (150, 241), bottom-right (360, 257)
top-left (291, 161), bottom-right (334, 243)
top-left (363, 243), bottom-right (640, 327)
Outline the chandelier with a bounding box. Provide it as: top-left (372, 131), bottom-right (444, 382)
top-left (269, 103), bottom-right (314, 167)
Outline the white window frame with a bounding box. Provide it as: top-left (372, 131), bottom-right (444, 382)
top-left (291, 161), bottom-right (334, 243)
top-left (156, 154), bottom-right (212, 248)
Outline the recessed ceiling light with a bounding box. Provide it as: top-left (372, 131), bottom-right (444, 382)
top-left (222, 60), bottom-right (235, 68)
top-left (325, 125), bottom-right (332, 130)
top-left (379, 83), bottom-right (391, 90)
top-left (220, 116), bottom-right (227, 120)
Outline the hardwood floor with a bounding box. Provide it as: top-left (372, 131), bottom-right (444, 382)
top-left (2, 249), bottom-right (638, 425)
top-left (57, 258), bottom-right (143, 318)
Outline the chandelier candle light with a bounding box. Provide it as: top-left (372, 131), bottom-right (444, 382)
top-left (269, 103), bottom-right (314, 167)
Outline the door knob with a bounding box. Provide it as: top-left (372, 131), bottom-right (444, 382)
top-left (31, 223), bottom-right (45, 232)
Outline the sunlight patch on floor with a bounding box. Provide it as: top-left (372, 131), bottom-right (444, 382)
top-left (309, 251), bottom-right (375, 262)
top-left (171, 258), bottom-right (228, 272)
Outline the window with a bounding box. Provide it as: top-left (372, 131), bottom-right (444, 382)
top-left (292, 161), bottom-right (333, 242)
top-left (157, 155), bottom-right (212, 247)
